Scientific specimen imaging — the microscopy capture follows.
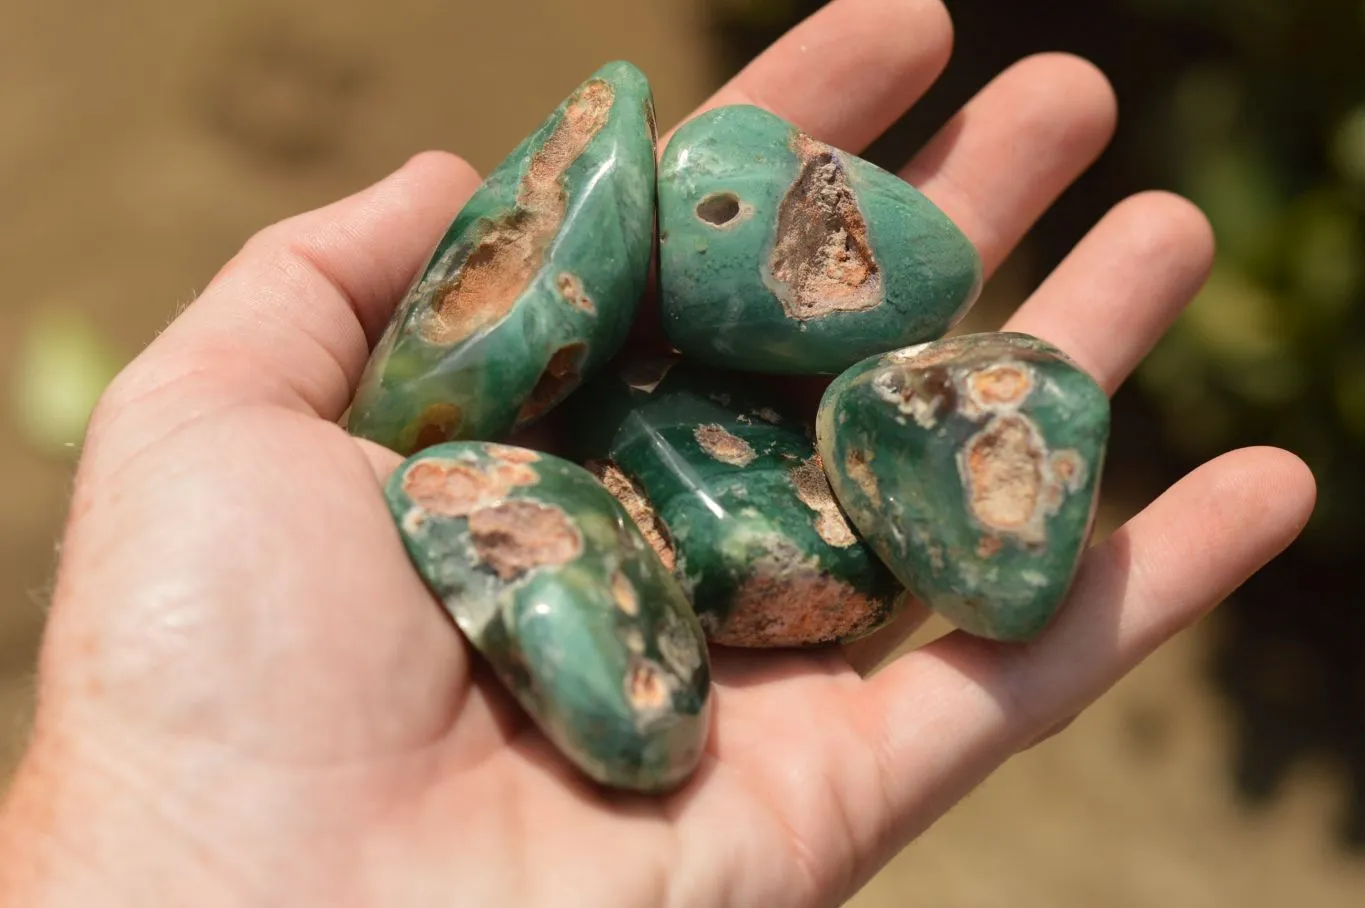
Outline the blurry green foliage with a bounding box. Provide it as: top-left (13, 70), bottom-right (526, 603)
top-left (11, 311), bottom-right (125, 459)
top-left (1123, 0), bottom-right (1365, 551)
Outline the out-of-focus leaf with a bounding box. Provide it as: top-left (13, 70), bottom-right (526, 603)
top-left (11, 311), bottom-right (124, 458)
top-left (1180, 146), bottom-right (1284, 275)
top-left (1334, 347), bottom-right (1365, 443)
top-left (1170, 65), bottom-right (1244, 153)
top-left (1330, 104), bottom-right (1365, 192)
top-left (1181, 265), bottom-right (1287, 360)
top-left (1137, 334), bottom-right (1240, 456)
top-left (1285, 189), bottom-right (1363, 322)
top-left (1171, 265), bottom-right (1306, 406)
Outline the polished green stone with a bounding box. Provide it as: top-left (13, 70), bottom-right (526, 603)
top-left (385, 441), bottom-right (711, 792)
top-left (656, 105), bottom-right (983, 376)
top-left (349, 61), bottom-right (658, 454)
top-left (816, 333), bottom-right (1109, 642)
top-left (563, 354), bottom-right (903, 647)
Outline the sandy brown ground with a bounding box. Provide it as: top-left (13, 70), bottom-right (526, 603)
top-left (1, 1), bottom-right (1361, 905)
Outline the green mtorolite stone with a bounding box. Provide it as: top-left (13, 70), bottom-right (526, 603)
top-left (564, 354), bottom-right (903, 647)
top-left (816, 333), bottom-right (1110, 642)
top-left (386, 441), bottom-right (711, 792)
top-left (657, 105), bottom-right (983, 375)
top-left (349, 61), bottom-right (659, 454)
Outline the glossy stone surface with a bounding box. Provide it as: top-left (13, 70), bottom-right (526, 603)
top-left (817, 333), bottom-right (1109, 641)
top-left (657, 105), bottom-right (983, 375)
top-left (349, 61), bottom-right (658, 454)
top-left (386, 441), bottom-right (711, 792)
top-left (564, 354), bottom-right (903, 647)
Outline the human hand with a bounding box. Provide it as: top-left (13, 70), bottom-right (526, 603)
top-left (0, 1), bottom-right (1315, 906)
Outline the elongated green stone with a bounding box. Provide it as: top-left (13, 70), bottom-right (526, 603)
top-left (657, 105), bottom-right (983, 376)
top-left (349, 62), bottom-right (658, 454)
top-left (385, 441), bottom-right (711, 792)
top-left (816, 333), bottom-right (1109, 642)
top-left (564, 355), bottom-right (903, 647)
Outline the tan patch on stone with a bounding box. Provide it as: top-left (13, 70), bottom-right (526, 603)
top-left (467, 499), bottom-right (582, 581)
top-left (624, 657), bottom-right (674, 717)
top-left (893, 338), bottom-right (970, 369)
top-left (884, 342), bottom-right (933, 364)
top-left (713, 547), bottom-right (888, 647)
top-left (611, 570), bottom-right (639, 616)
top-left (485, 444), bottom-right (540, 464)
top-left (556, 272), bottom-right (595, 314)
top-left (694, 423), bottom-right (756, 467)
top-left (789, 456), bottom-right (857, 548)
top-left (401, 456), bottom-right (538, 517)
top-left (769, 131), bottom-right (882, 320)
top-left (753, 407), bottom-right (783, 424)
top-left (401, 506), bottom-right (427, 535)
top-left (959, 412), bottom-right (1082, 546)
top-left (401, 402), bottom-right (463, 454)
top-left (657, 614), bottom-right (702, 679)
top-left (961, 416), bottom-right (1046, 539)
top-left (424, 79), bottom-right (614, 345)
top-left (587, 460), bottom-right (676, 570)
top-left (1050, 449), bottom-right (1087, 492)
top-left (843, 447), bottom-right (880, 502)
top-left (968, 363), bottom-right (1033, 409)
top-left (872, 365), bottom-right (955, 429)
top-left (960, 361), bottom-right (1035, 422)
top-left (489, 462), bottom-right (539, 488)
top-left (515, 341), bottom-right (588, 426)
top-left (620, 627), bottom-right (646, 654)
top-left (976, 534), bottom-right (1003, 559)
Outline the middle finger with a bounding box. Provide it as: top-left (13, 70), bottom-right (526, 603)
top-left (903, 52), bottom-right (1118, 279)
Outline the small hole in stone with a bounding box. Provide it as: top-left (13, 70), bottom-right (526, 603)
top-left (696, 192), bottom-right (741, 226)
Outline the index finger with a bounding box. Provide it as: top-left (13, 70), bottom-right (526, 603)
top-left (664, 0), bottom-right (955, 152)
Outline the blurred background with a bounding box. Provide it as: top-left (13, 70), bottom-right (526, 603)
top-left (2, 0), bottom-right (1364, 904)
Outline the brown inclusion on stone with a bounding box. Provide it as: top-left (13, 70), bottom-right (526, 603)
top-left (423, 79), bottom-right (615, 345)
top-left (515, 341), bottom-right (589, 427)
top-left (789, 455), bottom-right (857, 548)
top-left (715, 543), bottom-right (888, 647)
top-left (401, 402), bottom-right (464, 455)
top-left (769, 132), bottom-right (882, 320)
top-left (401, 457), bottom-right (539, 518)
top-left (587, 460), bottom-right (676, 570)
top-left (961, 415), bottom-right (1050, 545)
top-left (968, 364), bottom-right (1033, 409)
top-left (466, 499), bottom-right (582, 581)
top-left (693, 423), bottom-right (757, 467)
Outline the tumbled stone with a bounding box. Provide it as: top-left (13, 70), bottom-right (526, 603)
top-left (349, 61), bottom-right (658, 454)
top-left (386, 441), bottom-right (711, 793)
top-left (816, 332), bottom-right (1109, 642)
top-left (563, 353), bottom-right (903, 647)
top-left (656, 105), bottom-right (983, 375)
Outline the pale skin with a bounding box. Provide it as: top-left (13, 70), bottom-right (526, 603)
top-left (0, 1), bottom-right (1317, 906)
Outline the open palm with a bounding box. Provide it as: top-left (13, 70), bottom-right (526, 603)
top-left (0, 2), bottom-right (1315, 906)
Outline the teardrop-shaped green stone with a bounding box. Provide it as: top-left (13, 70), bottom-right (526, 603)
top-left (386, 441), bottom-right (711, 793)
top-left (351, 61), bottom-right (659, 453)
top-left (657, 105), bottom-right (982, 375)
top-left (564, 354), bottom-right (903, 647)
top-left (817, 332), bottom-right (1110, 641)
